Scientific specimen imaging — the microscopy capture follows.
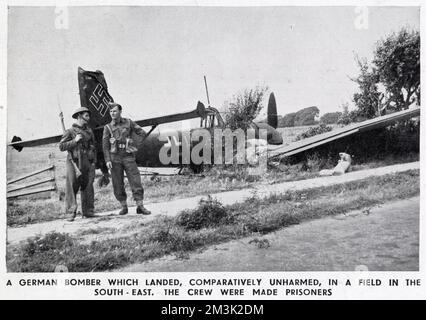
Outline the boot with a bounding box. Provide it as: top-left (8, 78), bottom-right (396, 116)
top-left (83, 211), bottom-right (96, 218)
top-left (66, 213), bottom-right (76, 222)
top-left (118, 205), bottom-right (128, 215)
top-left (136, 204), bottom-right (151, 215)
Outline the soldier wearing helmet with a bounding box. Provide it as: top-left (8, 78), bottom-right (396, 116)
top-left (59, 107), bottom-right (97, 221)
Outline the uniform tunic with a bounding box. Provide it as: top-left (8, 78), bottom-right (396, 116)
top-left (102, 117), bottom-right (145, 205)
top-left (59, 123), bottom-right (96, 217)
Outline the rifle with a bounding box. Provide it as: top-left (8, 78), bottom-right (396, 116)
top-left (58, 97), bottom-right (82, 179)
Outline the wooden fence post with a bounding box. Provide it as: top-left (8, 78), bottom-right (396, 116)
top-left (49, 152), bottom-right (58, 198)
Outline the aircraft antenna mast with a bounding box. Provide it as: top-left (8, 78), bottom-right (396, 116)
top-left (204, 75), bottom-right (211, 107)
top-left (57, 94), bottom-right (66, 132)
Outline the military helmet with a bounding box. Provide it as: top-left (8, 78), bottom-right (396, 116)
top-left (72, 107), bottom-right (91, 119)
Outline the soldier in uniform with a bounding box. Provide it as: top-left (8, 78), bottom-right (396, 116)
top-left (102, 102), bottom-right (151, 216)
top-left (59, 107), bottom-right (97, 221)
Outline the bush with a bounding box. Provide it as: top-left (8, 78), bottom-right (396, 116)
top-left (13, 232), bottom-right (75, 272)
top-left (279, 112), bottom-right (296, 127)
top-left (294, 106), bottom-right (320, 126)
top-left (239, 208), bottom-right (299, 234)
top-left (320, 112), bottom-right (342, 124)
top-left (223, 87), bottom-right (268, 131)
top-left (337, 110), bottom-right (366, 125)
top-left (305, 152), bottom-right (336, 171)
top-left (148, 223), bottom-right (202, 252)
top-left (175, 196), bottom-right (232, 230)
top-left (23, 232), bottom-right (73, 256)
top-left (295, 124), bottom-right (333, 141)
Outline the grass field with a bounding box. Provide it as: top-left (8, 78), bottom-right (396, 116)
top-left (6, 125), bottom-right (419, 227)
top-left (6, 170), bottom-right (419, 272)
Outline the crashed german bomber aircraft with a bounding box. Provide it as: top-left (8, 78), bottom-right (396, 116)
top-left (9, 67), bottom-right (283, 177)
top-left (9, 67), bottom-right (420, 178)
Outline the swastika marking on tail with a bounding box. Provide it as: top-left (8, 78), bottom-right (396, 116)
top-left (89, 83), bottom-right (112, 117)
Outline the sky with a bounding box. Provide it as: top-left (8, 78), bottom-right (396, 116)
top-left (7, 5), bottom-right (420, 140)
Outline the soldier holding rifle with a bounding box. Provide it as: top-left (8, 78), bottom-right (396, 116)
top-left (59, 107), bottom-right (97, 221)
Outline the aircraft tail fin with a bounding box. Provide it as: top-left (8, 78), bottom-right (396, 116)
top-left (78, 67), bottom-right (113, 128)
top-left (267, 92), bottom-right (278, 129)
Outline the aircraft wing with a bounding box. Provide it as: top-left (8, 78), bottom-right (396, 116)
top-left (9, 134), bottom-right (63, 151)
top-left (268, 106), bottom-right (421, 159)
top-left (9, 102), bottom-right (207, 151)
top-left (134, 101), bottom-right (207, 128)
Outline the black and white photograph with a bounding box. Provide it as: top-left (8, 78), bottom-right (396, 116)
top-left (0, 1), bottom-right (423, 300)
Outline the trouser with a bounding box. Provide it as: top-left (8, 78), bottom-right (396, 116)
top-left (64, 155), bottom-right (95, 216)
top-left (110, 153), bottom-right (144, 205)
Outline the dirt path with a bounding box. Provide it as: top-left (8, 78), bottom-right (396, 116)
top-left (7, 161), bottom-right (419, 246)
top-left (118, 196), bottom-right (419, 272)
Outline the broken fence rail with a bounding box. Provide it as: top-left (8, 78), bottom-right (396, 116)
top-left (7, 165), bottom-right (54, 185)
top-left (7, 177), bottom-right (56, 193)
top-left (7, 164), bottom-right (57, 199)
top-left (7, 186), bottom-right (57, 199)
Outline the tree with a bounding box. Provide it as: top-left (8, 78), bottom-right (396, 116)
top-left (320, 112), bottom-right (342, 124)
top-left (279, 112), bottom-right (296, 127)
top-left (336, 102), bottom-right (355, 125)
top-left (340, 102), bottom-right (349, 116)
top-left (374, 28), bottom-right (420, 110)
top-left (278, 107), bottom-right (320, 127)
top-left (352, 57), bottom-right (381, 119)
top-left (293, 106), bottom-right (320, 126)
top-left (223, 86), bottom-right (268, 131)
top-left (352, 28), bottom-right (420, 119)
